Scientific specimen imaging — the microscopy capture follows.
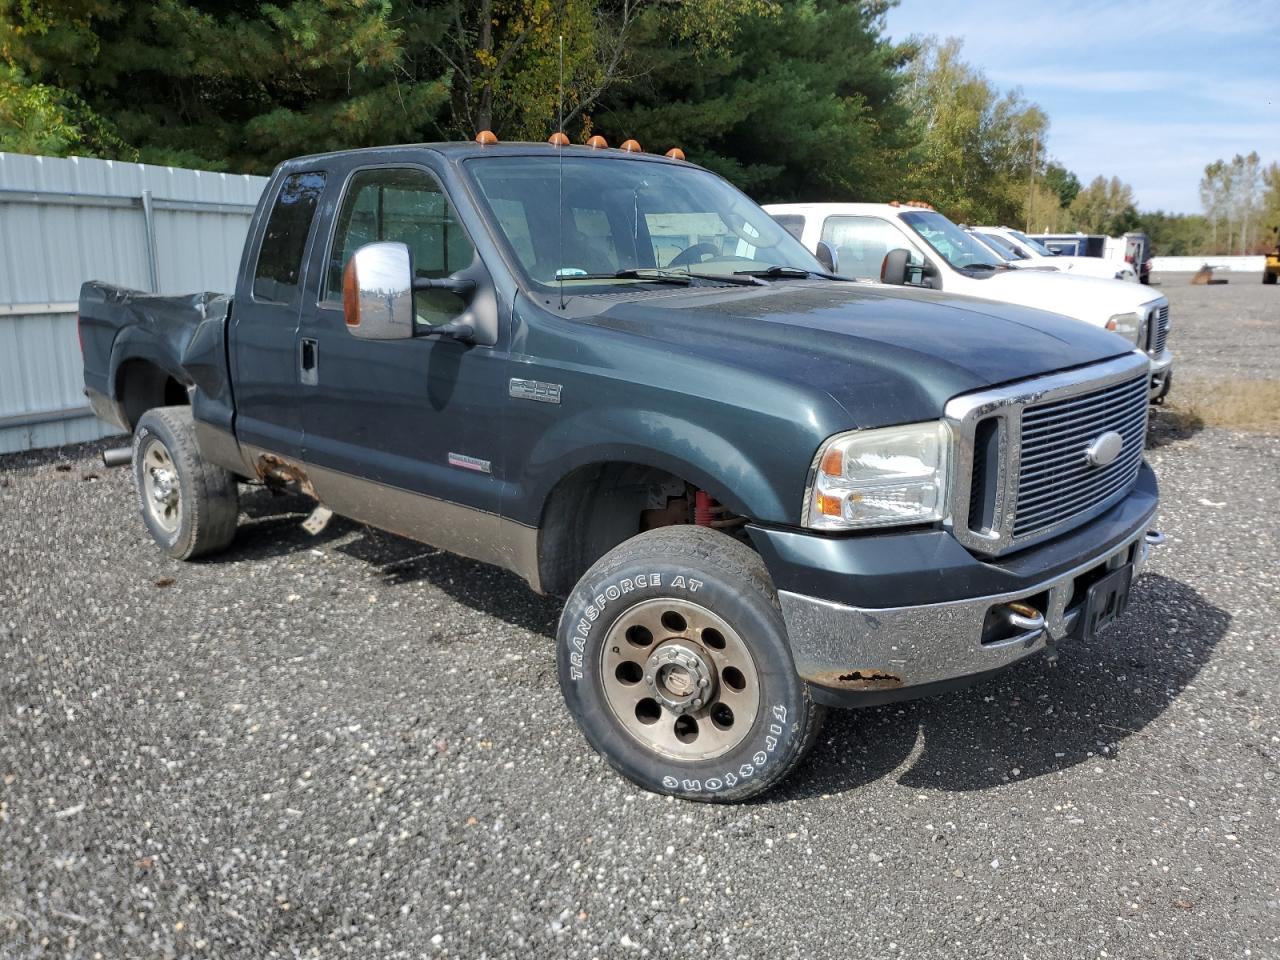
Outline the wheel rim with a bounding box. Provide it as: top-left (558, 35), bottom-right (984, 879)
top-left (600, 597), bottom-right (760, 761)
top-left (141, 439), bottom-right (181, 533)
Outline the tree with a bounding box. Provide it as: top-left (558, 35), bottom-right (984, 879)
top-left (893, 38), bottom-right (1048, 225)
top-left (1068, 175), bottom-right (1139, 236)
top-left (1200, 153), bottom-right (1264, 254)
top-left (1261, 162), bottom-right (1280, 252)
top-left (1042, 161), bottom-right (1080, 209)
top-left (596, 0), bottom-right (913, 201)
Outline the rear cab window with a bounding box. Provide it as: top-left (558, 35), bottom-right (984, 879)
top-left (820, 215), bottom-right (925, 281)
top-left (252, 171), bottom-right (327, 303)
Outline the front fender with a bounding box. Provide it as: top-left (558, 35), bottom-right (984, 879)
top-left (518, 405), bottom-right (796, 524)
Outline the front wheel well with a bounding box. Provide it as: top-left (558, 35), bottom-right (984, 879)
top-left (116, 359), bottom-right (188, 430)
top-left (536, 462), bottom-right (749, 597)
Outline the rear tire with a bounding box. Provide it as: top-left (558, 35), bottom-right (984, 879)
top-left (133, 406), bottom-right (239, 560)
top-left (557, 525), bottom-right (824, 802)
top-left (1264, 271), bottom-right (1277, 285)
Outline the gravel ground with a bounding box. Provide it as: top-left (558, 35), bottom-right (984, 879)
top-left (2, 280), bottom-right (1278, 959)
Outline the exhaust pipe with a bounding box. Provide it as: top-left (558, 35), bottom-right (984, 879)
top-left (101, 446), bottom-right (132, 468)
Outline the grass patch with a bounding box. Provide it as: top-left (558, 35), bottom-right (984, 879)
top-left (1163, 378), bottom-right (1280, 434)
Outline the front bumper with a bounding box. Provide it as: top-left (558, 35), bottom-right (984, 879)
top-left (1148, 348), bottom-right (1173, 400)
top-left (749, 463), bottom-right (1159, 707)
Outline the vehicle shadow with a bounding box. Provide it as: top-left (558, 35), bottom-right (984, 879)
top-left (220, 487), bottom-right (563, 636)
top-left (1147, 405), bottom-right (1204, 449)
top-left (772, 573), bottom-right (1230, 800)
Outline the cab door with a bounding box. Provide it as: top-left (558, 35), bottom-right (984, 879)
top-left (296, 162), bottom-right (508, 540)
top-left (229, 169), bottom-right (328, 459)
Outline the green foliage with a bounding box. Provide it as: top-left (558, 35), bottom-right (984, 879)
top-left (896, 38), bottom-right (1046, 225)
top-left (1068, 175), bottom-right (1140, 236)
top-left (1042, 161), bottom-right (1079, 208)
top-left (597, 0), bottom-right (913, 201)
top-left (1134, 210), bottom-right (1212, 257)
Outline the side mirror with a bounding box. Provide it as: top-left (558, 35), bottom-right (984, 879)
top-left (880, 248), bottom-right (913, 286)
top-left (814, 240), bottom-right (839, 275)
top-left (343, 242), bottom-right (415, 340)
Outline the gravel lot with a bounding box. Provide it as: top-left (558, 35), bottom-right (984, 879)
top-left (3, 277), bottom-right (1278, 959)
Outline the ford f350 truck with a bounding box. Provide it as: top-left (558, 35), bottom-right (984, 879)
top-left (80, 139), bottom-right (1162, 801)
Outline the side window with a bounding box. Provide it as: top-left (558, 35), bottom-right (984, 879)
top-left (253, 171), bottom-right (327, 303)
top-left (770, 214), bottom-right (806, 242)
top-left (821, 215), bottom-right (924, 281)
top-left (326, 167), bottom-right (476, 328)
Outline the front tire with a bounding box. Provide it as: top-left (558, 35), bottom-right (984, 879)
top-left (133, 406), bottom-right (239, 560)
top-left (557, 526), bottom-right (824, 802)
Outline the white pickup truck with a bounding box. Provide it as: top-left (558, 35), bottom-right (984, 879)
top-left (970, 226), bottom-right (1137, 282)
top-left (766, 202), bottom-right (1172, 400)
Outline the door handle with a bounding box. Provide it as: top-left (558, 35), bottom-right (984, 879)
top-left (300, 338), bottom-right (318, 386)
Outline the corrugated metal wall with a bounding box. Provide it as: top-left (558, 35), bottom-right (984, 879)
top-left (0, 152), bottom-right (267, 453)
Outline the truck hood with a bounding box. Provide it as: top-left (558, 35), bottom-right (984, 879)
top-left (590, 280), bottom-right (1137, 428)
top-left (964, 268), bottom-right (1160, 324)
top-left (1023, 255), bottom-right (1133, 281)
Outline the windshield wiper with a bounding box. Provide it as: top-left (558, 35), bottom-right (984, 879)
top-left (733, 265), bottom-right (821, 280)
top-left (561, 269), bottom-right (693, 285)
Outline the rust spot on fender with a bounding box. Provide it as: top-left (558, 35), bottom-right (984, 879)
top-left (809, 668), bottom-right (904, 691)
top-left (255, 454), bottom-right (318, 499)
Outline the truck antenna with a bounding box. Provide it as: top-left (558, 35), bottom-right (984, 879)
top-left (557, 32), bottom-right (566, 311)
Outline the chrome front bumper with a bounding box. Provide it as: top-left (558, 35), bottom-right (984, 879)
top-left (1148, 348), bottom-right (1173, 400)
top-left (778, 509), bottom-right (1160, 704)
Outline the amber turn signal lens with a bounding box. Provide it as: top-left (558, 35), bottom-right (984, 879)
top-left (548, 131), bottom-right (569, 146)
top-left (820, 448), bottom-right (844, 477)
top-left (620, 139), bottom-right (642, 152)
top-left (475, 130), bottom-right (498, 145)
top-left (815, 493), bottom-right (843, 517)
top-left (342, 258), bottom-right (360, 327)
top-left (587, 135), bottom-right (608, 149)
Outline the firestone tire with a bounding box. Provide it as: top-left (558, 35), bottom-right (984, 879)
top-left (132, 406), bottom-right (239, 561)
top-left (557, 525), bottom-right (825, 802)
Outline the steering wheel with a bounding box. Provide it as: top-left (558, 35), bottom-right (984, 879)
top-left (667, 242), bottom-right (720, 269)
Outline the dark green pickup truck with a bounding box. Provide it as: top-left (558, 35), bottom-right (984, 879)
top-left (79, 140), bottom-right (1161, 801)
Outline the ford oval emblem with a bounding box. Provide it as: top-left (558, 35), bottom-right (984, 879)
top-left (1085, 430), bottom-right (1124, 467)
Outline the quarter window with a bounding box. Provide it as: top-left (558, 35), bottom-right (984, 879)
top-left (253, 171), bottom-right (327, 303)
top-left (326, 167), bottom-right (476, 327)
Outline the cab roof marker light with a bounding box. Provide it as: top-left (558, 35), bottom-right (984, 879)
top-left (665, 147), bottom-right (686, 161)
top-left (620, 139), bottom-right (642, 153)
top-left (475, 130), bottom-right (498, 145)
top-left (548, 131), bottom-right (570, 147)
top-left (587, 135), bottom-right (608, 149)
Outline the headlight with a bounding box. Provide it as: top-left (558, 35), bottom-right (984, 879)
top-left (1106, 311), bottom-right (1142, 344)
top-left (804, 422), bottom-right (951, 530)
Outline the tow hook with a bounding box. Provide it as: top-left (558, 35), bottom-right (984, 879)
top-left (1145, 529), bottom-right (1165, 545)
top-left (998, 602), bottom-right (1060, 663)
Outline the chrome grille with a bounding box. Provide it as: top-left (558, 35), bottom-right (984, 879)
top-left (1012, 374), bottom-right (1148, 539)
top-left (944, 352), bottom-right (1151, 557)
top-left (1150, 304), bottom-right (1170, 354)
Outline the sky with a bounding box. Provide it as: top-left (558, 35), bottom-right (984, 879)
top-left (882, 0), bottom-right (1280, 214)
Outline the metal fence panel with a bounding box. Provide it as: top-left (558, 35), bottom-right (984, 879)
top-left (0, 152), bottom-right (267, 453)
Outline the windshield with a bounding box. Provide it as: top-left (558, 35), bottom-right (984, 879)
top-left (1009, 230), bottom-right (1055, 257)
top-left (973, 231), bottom-right (1023, 260)
top-left (465, 155), bottom-right (822, 289)
top-left (900, 210), bottom-right (1005, 272)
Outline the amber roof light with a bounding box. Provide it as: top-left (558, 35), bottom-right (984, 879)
top-left (548, 131), bottom-right (570, 147)
top-left (587, 135), bottom-right (608, 149)
top-left (620, 139), bottom-right (642, 153)
top-left (475, 130), bottom-right (498, 145)
top-left (665, 147), bottom-right (686, 161)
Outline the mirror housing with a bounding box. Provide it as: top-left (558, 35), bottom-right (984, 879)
top-left (880, 248), bottom-right (912, 286)
top-left (343, 242), bottom-right (416, 340)
top-left (814, 240), bottom-right (839, 276)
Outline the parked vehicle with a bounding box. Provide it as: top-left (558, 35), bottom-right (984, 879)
top-left (1036, 232), bottom-right (1108, 258)
top-left (767, 202), bottom-right (1173, 400)
top-left (81, 140), bottom-right (1162, 801)
top-left (1264, 228), bottom-right (1279, 285)
top-left (970, 226), bottom-right (1137, 282)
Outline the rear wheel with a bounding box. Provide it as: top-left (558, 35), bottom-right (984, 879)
top-left (1264, 271), bottom-right (1277, 285)
top-left (133, 406), bottom-right (239, 560)
top-left (557, 525), bottom-right (824, 802)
